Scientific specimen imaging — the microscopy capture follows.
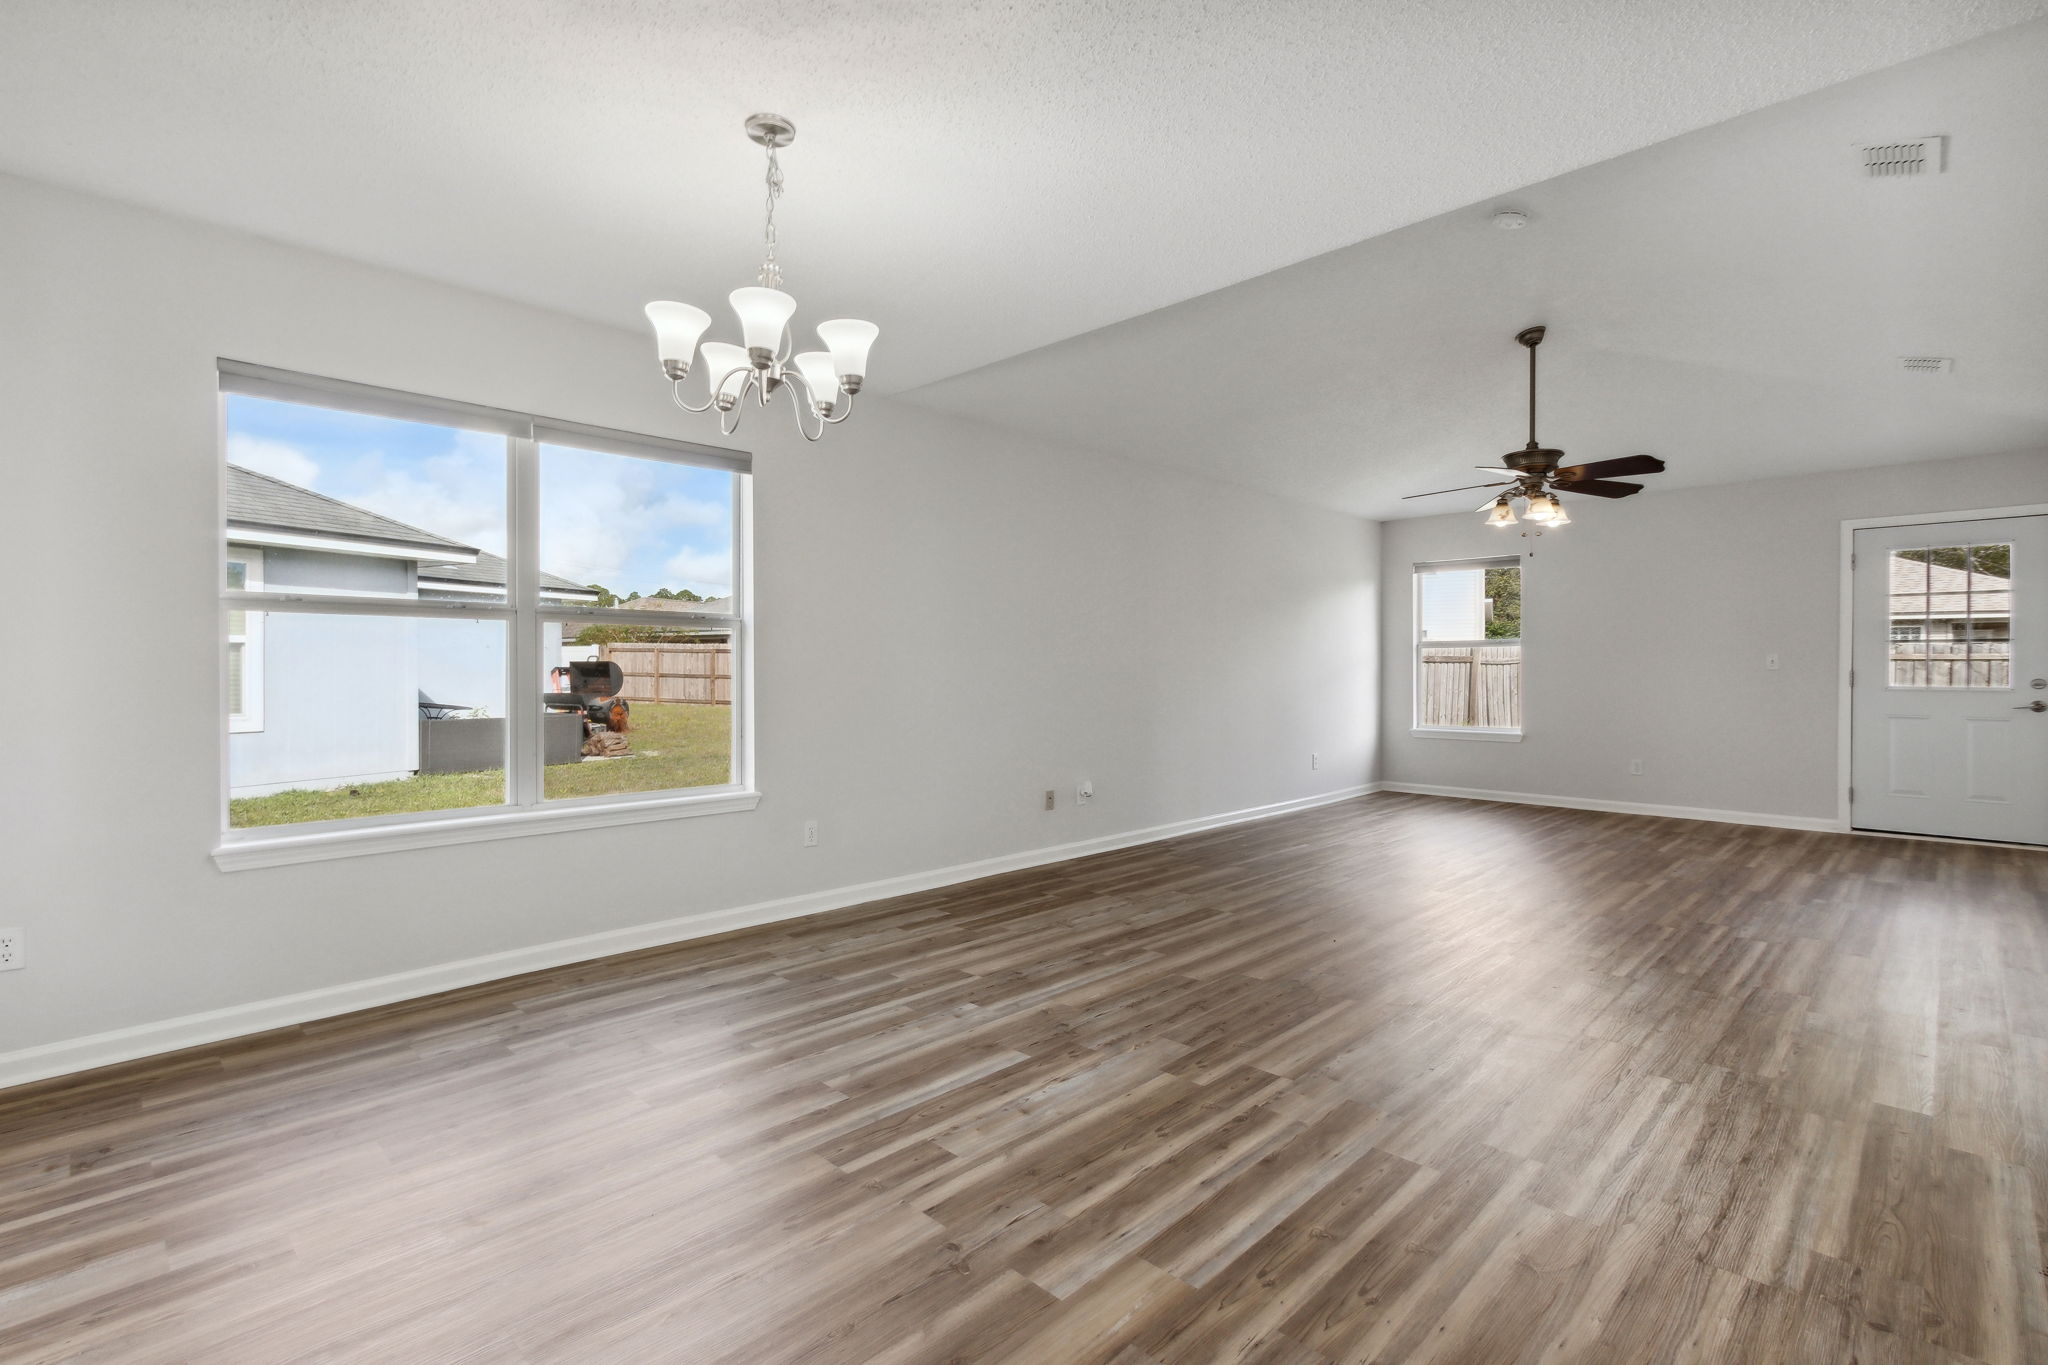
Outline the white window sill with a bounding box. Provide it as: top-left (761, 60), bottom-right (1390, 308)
top-left (1410, 728), bottom-right (1523, 743)
top-left (214, 788), bottom-right (762, 871)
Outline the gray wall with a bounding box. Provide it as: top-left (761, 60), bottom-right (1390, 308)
top-left (0, 172), bottom-right (1379, 1064)
top-left (230, 613), bottom-right (420, 795)
top-left (230, 544), bottom-right (422, 793)
top-left (415, 617), bottom-right (509, 718)
top-left (1379, 448), bottom-right (2048, 820)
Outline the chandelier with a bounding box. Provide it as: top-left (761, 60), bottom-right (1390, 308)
top-left (644, 114), bottom-right (878, 442)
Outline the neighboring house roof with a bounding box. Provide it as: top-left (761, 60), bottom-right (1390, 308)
top-left (419, 553), bottom-right (599, 601)
top-left (227, 465), bottom-right (475, 556)
top-left (227, 464), bottom-right (596, 600)
top-left (1890, 555), bottom-right (2009, 619)
top-left (619, 594), bottom-right (733, 615)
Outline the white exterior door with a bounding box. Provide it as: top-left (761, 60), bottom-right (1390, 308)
top-left (1851, 515), bottom-right (2048, 844)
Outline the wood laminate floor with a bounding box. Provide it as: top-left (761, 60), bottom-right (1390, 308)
top-left (4, 794), bottom-right (2047, 1364)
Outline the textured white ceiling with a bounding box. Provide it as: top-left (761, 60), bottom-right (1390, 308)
top-left (905, 20), bottom-right (2048, 517)
top-left (1, 1), bottom-right (2043, 394)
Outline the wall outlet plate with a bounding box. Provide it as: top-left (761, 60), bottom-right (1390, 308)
top-left (1044, 790), bottom-right (1056, 811)
top-left (1628, 759), bottom-right (1645, 776)
top-left (802, 820), bottom-right (818, 848)
top-left (0, 930), bottom-right (21, 972)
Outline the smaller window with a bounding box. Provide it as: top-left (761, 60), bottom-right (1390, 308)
top-left (1414, 559), bottom-right (1522, 733)
top-left (226, 550), bottom-right (265, 733)
top-left (1887, 544), bottom-right (2011, 688)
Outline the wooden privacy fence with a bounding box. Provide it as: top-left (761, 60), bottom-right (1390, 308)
top-left (600, 641), bottom-right (733, 705)
top-left (1421, 647), bottom-right (1522, 728)
top-left (1889, 642), bottom-right (2011, 688)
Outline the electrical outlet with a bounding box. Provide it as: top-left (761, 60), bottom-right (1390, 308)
top-left (1311, 753), bottom-right (1319, 770)
top-left (1077, 780), bottom-right (1094, 805)
top-left (1044, 789), bottom-right (1056, 811)
top-left (802, 820), bottom-right (819, 848)
top-left (0, 930), bottom-right (21, 972)
top-left (1628, 759), bottom-right (1645, 776)
top-left (1765, 653), bottom-right (1780, 670)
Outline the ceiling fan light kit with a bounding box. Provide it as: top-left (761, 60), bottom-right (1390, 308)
top-left (1403, 324), bottom-right (1668, 531)
top-left (643, 113), bottom-right (878, 442)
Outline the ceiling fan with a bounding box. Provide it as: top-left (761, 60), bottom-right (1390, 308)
top-left (1403, 326), bottom-right (1667, 528)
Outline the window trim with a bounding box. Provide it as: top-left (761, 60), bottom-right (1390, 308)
top-left (226, 548), bottom-right (265, 733)
top-left (214, 363), bottom-right (754, 869)
top-left (1412, 556), bottom-right (1524, 738)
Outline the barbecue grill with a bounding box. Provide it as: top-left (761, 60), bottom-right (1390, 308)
top-left (546, 660), bottom-right (630, 733)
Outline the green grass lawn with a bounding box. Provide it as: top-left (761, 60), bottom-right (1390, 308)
top-left (229, 702), bottom-right (734, 828)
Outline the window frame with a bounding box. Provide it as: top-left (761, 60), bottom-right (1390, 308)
top-left (213, 361), bottom-right (757, 871)
top-left (1882, 541), bottom-right (2014, 692)
top-left (225, 548), bottom-right (266, 734)
top-left (1411, 556), bottom-right (1524, 741)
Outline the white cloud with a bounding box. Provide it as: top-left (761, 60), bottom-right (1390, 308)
top-left (661, 547), bottom-right (734, 597)
top-left (330, 432), bottom-right (508, 556)
top-left (226, 434), bottom-right (320, 487)
top-left (537, 458), bottom-right (730, 592)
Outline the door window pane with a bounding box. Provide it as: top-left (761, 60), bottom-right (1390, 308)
top-left (1889, 546), bottom-right (2011, 688)
top-left (542, 622), bottom-right (734, 800)
top-left (228, 615), bottom-right (508, 827)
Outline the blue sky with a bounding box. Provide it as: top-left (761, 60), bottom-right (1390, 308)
top-left (227, 395), bottom-right (734, 597)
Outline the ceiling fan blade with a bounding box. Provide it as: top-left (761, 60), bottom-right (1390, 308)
top-left (1554, 454), bottom-right (1665, 482)
top-left (1558, 479), bottom-right (1643, 499)
top-left (1475, 493), bottom-right (1509, 512)
top-left (1400, 481), bottom-right (1510, 500)
top-left (1473, 466), bottom-right (1521, 475)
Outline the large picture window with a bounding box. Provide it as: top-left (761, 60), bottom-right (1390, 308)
top-left (1413, 557), bottom-right (1522, 736)
top-left (218, 363), bottom-right (751, 864)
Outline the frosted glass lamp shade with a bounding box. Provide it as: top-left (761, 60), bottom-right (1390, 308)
top-left (698, 342), bottom-right (752, 409)
top-left (644, 302), bottom-right (712, 377)
top-left (1486, 500), bottom-right (1517, 527)
top-left (1546, 500), bottom-right (1570, 526)
top-left (791, 352), bottom-right (841, 413)
top-left (816, 319), bottom-right (879, 391)
top-left (729, 287), bottom-right (797, 363)
top-left (1524, 491), bottom-right (1559, 523)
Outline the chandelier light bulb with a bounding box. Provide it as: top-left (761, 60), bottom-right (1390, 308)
top-left (643, 114), bottom-right (873, 441)
top-left (1486, 500), bottom-right (1518, 527)
top-left (644, 302), bottom-right (712, 378)
top-left (816, 319), bottom-right (880, 393)
top-left (729, 287), bottom-right (798, 367)
top-left (697, 343), bottom-right (752, 410)
top-left (791, 352), bottom-right (841, 414)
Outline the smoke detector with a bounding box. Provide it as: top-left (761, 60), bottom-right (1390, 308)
top-left (1490, 209), bottom-right (1530, 229)
top-left (1899, 356), bottom-right (1954, 373)
top-left (1858, 136), bottom-right (1945, 177)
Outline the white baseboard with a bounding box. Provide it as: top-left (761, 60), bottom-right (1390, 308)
top-left (0, 784), bottom-right (1374, 1093)
top-left (1377, 781), bottom-right (1844, 833)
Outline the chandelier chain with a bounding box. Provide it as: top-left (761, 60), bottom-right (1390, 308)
top-left (759, 143), bottom-right (785, 287)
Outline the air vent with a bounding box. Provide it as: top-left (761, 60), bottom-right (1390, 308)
top-left (1859, 136), bottom-right (1945, 177)
top-left (1899, 356), bottom-right (1954, 373)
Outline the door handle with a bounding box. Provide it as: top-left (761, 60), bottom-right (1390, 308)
top-left (2018, 700), bottom-right (2048, 712)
